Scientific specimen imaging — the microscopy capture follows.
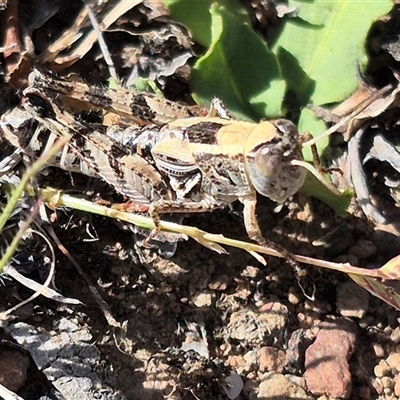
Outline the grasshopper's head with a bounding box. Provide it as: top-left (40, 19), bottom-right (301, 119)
top-left (244, 119), bottom-right (306, 203)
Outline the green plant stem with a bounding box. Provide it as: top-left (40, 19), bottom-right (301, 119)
top-left (0, 136), bottom-right (70, 274)
top-left (40, 186), bottom-right (392, 277)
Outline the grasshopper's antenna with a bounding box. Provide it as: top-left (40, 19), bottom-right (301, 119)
top-left (291, 159), bottom-right (342, 196)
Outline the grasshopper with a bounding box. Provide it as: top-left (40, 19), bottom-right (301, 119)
top-left (1, 71), bottom-right (307, 259)
top-left (135, 116), bottom-right (306, 247)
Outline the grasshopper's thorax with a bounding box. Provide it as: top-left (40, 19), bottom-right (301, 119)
top-left (243, 119), bottom-right (306, 203)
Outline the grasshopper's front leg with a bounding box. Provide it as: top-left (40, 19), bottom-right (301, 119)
top-left (241, 195), bottom-right (289, 254)
top-left (241, 196), bottom-right (266, 246)
top-left (241, 195), bottom-right (304, 273)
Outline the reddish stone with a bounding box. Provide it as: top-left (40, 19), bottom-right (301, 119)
top-left (304, 318), bottom-right (357, 399)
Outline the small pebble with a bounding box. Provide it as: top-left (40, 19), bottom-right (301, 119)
top-left (384, 326), bottom-right (393, 336)
top-left (372, 378), bottom-right (384, 395)
top-left (228, 355), bottom-right (247, 375)
top-left (390, 327), bottom-right (400, 344)
top-left (297, 311), bottom-right (320, 329)
top-left (192, 292), bottom-right (212, 307)
top-left (310, 323), bottom-right (322, 336)
top-left (372, 342), bottom-right (385, 358)
top-left (336, 281), bottom-right (369, 318)
top-left (241, 266), bottom-right (259, 279)
top-left (383, 387), bottom-right (393, 396)
top-left (386, 353), bottom-right (400, 372)
top-left (243, 350), bottom-right (257, 372)
top-left (246, 371), bottom-right (257, 380)
top-left (381, 376), bottom-right (394, 390)
top-left (374, 360), bottom-right (391, 378)
top-left (259, 346), bottom-right (286, 373)
top-left (258, 373), bottom-right (309, 399)
top-left (208, 274), bottom-right (229, 291)
top-left (288, 287), bottom-right (301, 305)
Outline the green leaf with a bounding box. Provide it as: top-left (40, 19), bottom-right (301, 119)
top-left (274, 0), bottom-right (393, 107)
top-left (300, 173), bottom-right (352, 217)
top-left (129, 77), bottom-right (164, 97)
top-left (165, 0), bottom-right (249, 47)
top-left (191, 4), bottom-right (286, 120)
top-left (298, 108), bottom-right (352, 213)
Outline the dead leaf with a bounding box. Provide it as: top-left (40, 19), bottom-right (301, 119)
top-left (364, 134), bottom-right (400, 173)
top-left (38, 0), bottom-right (142, 68)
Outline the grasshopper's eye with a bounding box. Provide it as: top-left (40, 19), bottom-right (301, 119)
top-left (273, 119), bottom-right (298, 137)
top-left (244, 120), bottom-right (306, 202)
